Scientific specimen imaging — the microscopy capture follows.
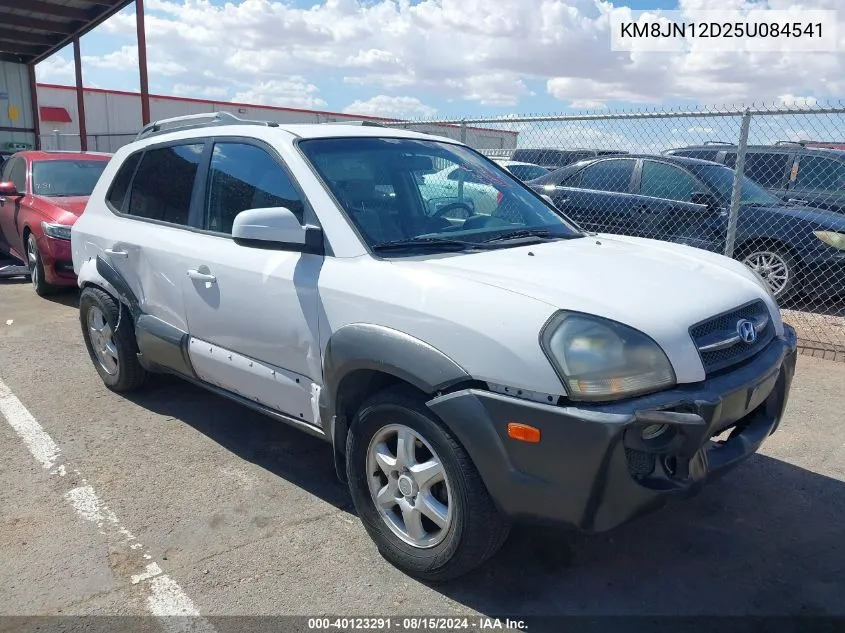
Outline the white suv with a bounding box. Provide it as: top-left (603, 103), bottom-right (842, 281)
top-left (72, 112), bottom-right (798, 581)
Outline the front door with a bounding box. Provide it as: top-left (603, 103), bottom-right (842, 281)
top-left (180, 140), bottom-right (323, 425)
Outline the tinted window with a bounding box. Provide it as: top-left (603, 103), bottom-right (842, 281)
top-left (205, 142), bottom-right (304, 234)
top-left (577, 159), bottom-right (634, 193)
top-left (106, 152), bottom-right (142, 212)
top-left (640, 161), bottom-right (700, 201)
top-left (6, 158), bottom-right (26, 192)
top-left (126, 144), bottom-right (203, 224)
top-left (794, 155), bottom-right (845, 191)
top-left (32, 160), bottom-right (108, 196)
top-left (743, 152), bottom-right (792, 188)
top-left (447, 167), bottom-right (483, 184)
top-left (506, 164), bottom-right (549, 181)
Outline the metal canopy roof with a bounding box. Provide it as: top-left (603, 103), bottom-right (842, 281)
top-left (0, 0), bottom-right (133, 65)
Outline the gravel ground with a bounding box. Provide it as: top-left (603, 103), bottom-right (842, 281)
top-left (1, 279), bottom-right (844, 625)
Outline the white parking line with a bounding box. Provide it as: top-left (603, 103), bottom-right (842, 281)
top-left (0, 376), bottom-right (217, 633)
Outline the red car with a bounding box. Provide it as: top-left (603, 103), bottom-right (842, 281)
top-left (0, 151), bottom-right (111, 296)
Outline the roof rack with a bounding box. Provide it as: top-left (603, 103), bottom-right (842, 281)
top-left (702, 140), bottom-right (735, 146)
top-left (322, 120), bottom-right (388, 127)
top-left (774, 140), bottom-right (805, 146)
top-left (135, 111), bottom-right (279, 141)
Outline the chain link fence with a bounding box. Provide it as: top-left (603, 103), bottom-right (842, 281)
top-left (400, 104), bottom-right (845, 359)
top-left (31, 104), bottom-right (845, 358)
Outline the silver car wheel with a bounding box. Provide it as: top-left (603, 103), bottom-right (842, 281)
top-left (743, 250), bottom-right (789, 296)
top-left (366, 423), bottom-right (453, 549)
top-left (87, 306), bottom-right (119, 376)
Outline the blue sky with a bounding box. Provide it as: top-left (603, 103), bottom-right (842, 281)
top-left (34, 0), bottom-right (840, 120)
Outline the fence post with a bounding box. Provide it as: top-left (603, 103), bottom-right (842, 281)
top-left (53, 129), bottom-right (61, 150)
top-left (457, 119), bottom-right (468, 201)
top-left (724, 108), bottom-right (752, 259)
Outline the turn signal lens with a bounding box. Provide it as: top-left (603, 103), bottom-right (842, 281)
top-left (507, 423), bottom-right (541, 443)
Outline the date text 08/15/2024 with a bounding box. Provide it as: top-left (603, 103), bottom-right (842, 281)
top-left (307, 617), bottom-right (528, 631)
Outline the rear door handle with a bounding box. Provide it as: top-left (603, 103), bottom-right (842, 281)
top-left (104, 248), bottom-right (128, 259)
top-left (788, 198), bottom-right (809, 205)
top-left (187, 269), bottom-right (217, 284)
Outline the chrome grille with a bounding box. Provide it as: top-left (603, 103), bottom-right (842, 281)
top-left (690, 300), bottom-right (775, 375)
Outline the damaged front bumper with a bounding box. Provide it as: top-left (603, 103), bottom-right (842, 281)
top-left (426, 325), bottom-right (798, 533)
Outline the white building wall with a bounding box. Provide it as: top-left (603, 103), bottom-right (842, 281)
top-left (35, 84), bottom-right (518, 153)
top-left (0, 61), bottom-right (36, 149)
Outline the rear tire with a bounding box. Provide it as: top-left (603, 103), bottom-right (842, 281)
top-left (79, 287), bottom-right (148, 392)
top-left (27, 233), bottom-right (58, 297)
top-left (346, 385), bottom-right (510, 581)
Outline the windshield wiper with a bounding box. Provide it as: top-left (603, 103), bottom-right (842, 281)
top-left (371, 237), bottom-right (491, 252)
top-left (480, 229), bottom-right (580, 243)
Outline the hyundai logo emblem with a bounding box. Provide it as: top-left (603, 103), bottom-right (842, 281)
top-left (737, 319), bottom-right (757, 344)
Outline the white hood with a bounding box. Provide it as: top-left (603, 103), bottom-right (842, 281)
top-left (396, 233), bottom-right (782, 383)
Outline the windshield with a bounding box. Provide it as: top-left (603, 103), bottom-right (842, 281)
top-left (506, 164), bottom-right (550, 181)
top-left (688, 163), bottom-right (781, 206)
top-left (32, 160), bottom-right (108, 197)
top-left (299, 137), bottom-right (581, 252)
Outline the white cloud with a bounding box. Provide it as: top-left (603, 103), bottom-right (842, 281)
top-left (172, 84), bottom-right (229, 98)
top-left (232, 78), bottom-right (327, 109)
top-left (38, 0), bottom-right (845, 114)
top-left (343, 95), bottom-right (437, 119)
top-left (778, 94), bottom-right (819, 107)
top-left (35, 55), bottom-right (74, 83)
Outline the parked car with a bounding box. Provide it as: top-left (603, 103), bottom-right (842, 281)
top-left (664, 141), bottom-right (845, 214)
top-left (528, 154), bottom-right (845, 300)
top-left (0, 150), bottom-right (112, 295)
top-left (512, 148), bottom-right (628, 169)
top-left (72, 112), bottom-right (796, 581)
top-left (491, 158), bottom-right (550, 181)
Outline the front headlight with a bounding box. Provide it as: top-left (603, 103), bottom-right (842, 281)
top-left (41, 221), bottom-right (72, 240)
top-left (540, 311), bottom-right (676, 402)
top-left (814, 230), bottom-right (845, 250)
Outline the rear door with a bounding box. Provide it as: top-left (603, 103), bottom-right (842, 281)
top-left (96, 141), bottom-right (205, 333)
top-left (552, 158), bottom-right (638, 234)
top-left (786, 153), bottom-right (845, 213)
top-left (633, 159), bottom-right (723, 251)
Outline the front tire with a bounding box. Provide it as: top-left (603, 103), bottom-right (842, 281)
top-left (79, 287), bottom-right (148, 392)
top-left (346, 385), bottom-right (510, 581)
top-left (27, 233), bottom-right (58, 297)
top-left (741, 245), bottom-right (799, 301)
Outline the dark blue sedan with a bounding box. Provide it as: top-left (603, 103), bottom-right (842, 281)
top-left (528, 154), bottom-right (845, 300)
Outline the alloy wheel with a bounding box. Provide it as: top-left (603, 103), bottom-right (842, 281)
top-left (743, 250), bottom-right (789, 297)
top-left (87, 305), bottom-right (119, 375)
top-left (366, 423), bottom-right (453, 549)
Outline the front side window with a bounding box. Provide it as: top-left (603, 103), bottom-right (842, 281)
top-left (577, 159), bottom-right (634, 193)
top-left (32, 160), bottom-right (108, 197)
top-left (298, 137), bottom-right (581, 251)
top-left (204, 142), bottom-right (304, 234)
top-left (125, 144), bottom-right (204, 225)
top-left (794, 155), bottom-right (845, 191)
top-left (5, 158), bottom-right (26, 193)
top-left (639, 161), bottom-right (700, 201)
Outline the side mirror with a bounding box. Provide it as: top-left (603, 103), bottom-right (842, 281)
top-left (541, 194), bottom-right (555, 206)
top-left (690, 192), bottom-right (720, 208)
top-left (232, 207), bottom-right (323, 254)
top-left (0, 181), bottom-right (21, 197)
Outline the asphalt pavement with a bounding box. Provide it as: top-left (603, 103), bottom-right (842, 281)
top-left (1, 279), bottom-right (844, 626)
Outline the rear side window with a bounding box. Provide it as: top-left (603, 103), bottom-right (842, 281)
top-left (575, 159), bottom-right (634, 193)
top-left (106, 152), bottom-right (142, 212)
top-left (743, 152), bottom-right (792, 188)
top-left (126, 144), bottom-right (204, 225)
top-left (794, 155), bottom-right (845, 191)
top-left (204, 142), bottom-right (303, 234)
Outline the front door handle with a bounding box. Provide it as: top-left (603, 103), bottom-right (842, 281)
top-left (187, 268), bottom-right (217, 284)
top-left (788, 198), bottom-right (809, 205)
top-left (104, 248), bottom-right (129, 259)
